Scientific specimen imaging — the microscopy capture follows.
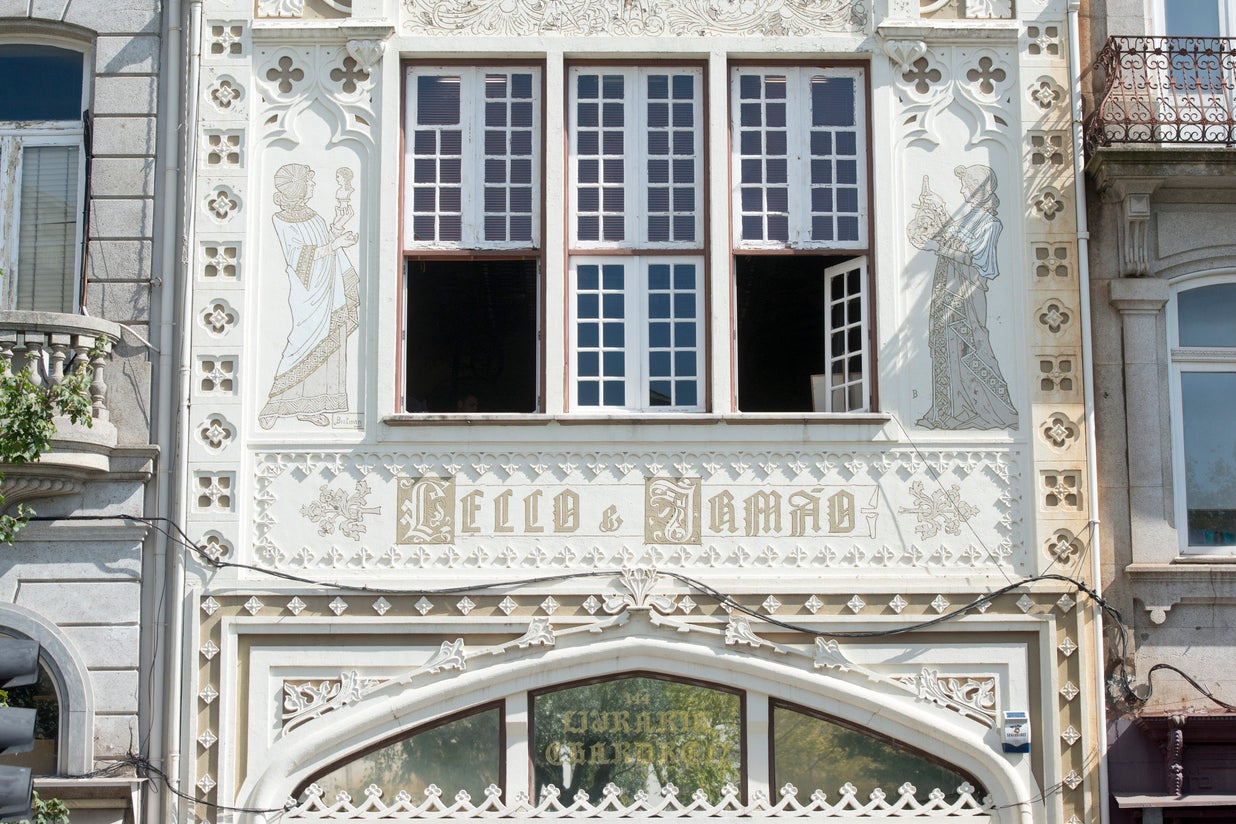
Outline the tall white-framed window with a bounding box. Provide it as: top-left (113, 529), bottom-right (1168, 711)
top-left (1168, 275), bottom-right (1236, 551)
top-left (0, 43), bottom-right (88, 314)
top-left (730, 66), bottom-right (868, 251)
top-left (729, 64), bottom-right (872, 413)
top-left (568, 66), bottom-right (704, 249)
top-left (401, 64), bottom-right (545, 414)
top-left (403, 66), bottom-right (542, 250)
top-left (566, 64), bottom-right (706, 413)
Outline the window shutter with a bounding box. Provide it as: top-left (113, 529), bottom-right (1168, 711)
top-left (16, 145), bottom-right (80, 313)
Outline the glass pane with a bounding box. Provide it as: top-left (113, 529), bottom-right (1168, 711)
top-left (1182, 372), bottom-right (1236, 546)
top-left (646, 262), bottom-right (700, 408)
top-left (482, 72), bottom-right (536, 243)
top-left (811, 77), bottom-right (855, 127)
top-left (1166, 0), bottom-right (1221, 35)
top-left (307, 707), bottom-right (500, 801)
top-left (772, 703), bottom-right (978, 801)
top-left (645, 72), bottom-right (699, 244)
top-left (1178, 284), bottom-right (1236, 347)
top-left (574, 73), bottom-right (625, 243)
top-left (809, 75), bottom-right (862, 245)
top-left (0, 660), bottom-right (59, 776)
top-left (0, 45), bottom-right (82, 120)
top-left (16, 145), bottom-right (80, 313)
top-left (533, 676), bottom-right (742, 803)
top-left (575, 263), bottom-right (626, 407)
top-left (417, 76), bottom-right (461, 125)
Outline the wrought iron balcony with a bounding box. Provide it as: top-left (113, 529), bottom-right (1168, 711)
top-left (0, 311), bottom-right (122, 505)
top-left (1086, 36), bottom-right (1236, 151)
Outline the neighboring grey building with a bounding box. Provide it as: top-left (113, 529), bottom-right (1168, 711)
top-left (0, 0), bottom-right (170, 819)
top-left (1084, 0), bottom-right (1236, 820)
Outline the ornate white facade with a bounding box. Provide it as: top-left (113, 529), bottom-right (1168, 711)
top-left (173, 0), bottom-right (1102, 822)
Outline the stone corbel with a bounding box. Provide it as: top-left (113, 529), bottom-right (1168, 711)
top-left (345, 37), bottom-right (385, 73)
top-left (1099, 179), bottom-right (1163, 277)
top-left (881, 38), bottom-right (927, 72)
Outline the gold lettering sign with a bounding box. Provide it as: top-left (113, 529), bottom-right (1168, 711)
top-left (394, 475), bottom-right (878, 544)
top-left (533, 677), bottom-right (741, 802)
top-left (397, 477), bottom-right (455, 544)
top-left (645, 478), bottom-right (701, 544)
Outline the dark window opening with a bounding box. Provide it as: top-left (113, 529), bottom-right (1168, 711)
top-left (404, 259), bottom-right (539, 413)
top-left (735, 255), bottom-right (867, 413)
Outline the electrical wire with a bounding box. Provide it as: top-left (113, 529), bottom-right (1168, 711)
top-left (47, 756), bottom-right (289, 814)
top-left (23, 514), bottom-right (1230, 713)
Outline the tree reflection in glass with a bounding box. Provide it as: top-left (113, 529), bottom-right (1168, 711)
top-left (532, 675), bottom-right (742, 803)
top-left (304, 706), bottom-right (500, 803)
top-left (771, 702), bottom-right (980, 800)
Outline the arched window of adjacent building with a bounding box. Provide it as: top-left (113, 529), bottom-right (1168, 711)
top-left (297, 703), bottom-right (503, 803)
top-left (0, 42), bottom-right (88, 314)
top-left (770, 700), bottom-right (982, 800)
top-left (1169, 278), bottom-right (1236, 550)
top-left (0, 647), bottom-right (61, 776)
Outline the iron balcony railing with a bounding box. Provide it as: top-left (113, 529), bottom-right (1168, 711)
top-left (1086, 35), bottom-right (1236, 151)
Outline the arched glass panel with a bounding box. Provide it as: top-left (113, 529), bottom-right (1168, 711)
top-left (532, 674), bottom-right (742, 803)
top-left (0, 45), bottom-right (83, 121)
top-left (0, 661), bottom-right (60, 776)
top-left (771, 701), bottom-right (982, 800)
top-left (1178, 284), bottom-right (1236, 348)
top-left (303, 705), bottom-right (501, 801)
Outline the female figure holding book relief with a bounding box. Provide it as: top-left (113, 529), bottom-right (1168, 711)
top-left (907, 164), bottom-right (1018, 431)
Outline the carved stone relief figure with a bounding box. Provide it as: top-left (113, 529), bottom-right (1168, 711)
top-left (259, 163), bottom-right (360, 428)
top-left (907, 165), bottom-right (1017, 431)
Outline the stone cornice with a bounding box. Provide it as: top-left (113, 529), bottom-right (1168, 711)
top-left (1088, 146), bottom-right (1236, 190)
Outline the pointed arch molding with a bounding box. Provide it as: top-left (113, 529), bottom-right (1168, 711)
top-left (236, 612), bottom-right (1036, 821)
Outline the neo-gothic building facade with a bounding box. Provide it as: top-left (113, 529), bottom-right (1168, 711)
top-left (171, 1), bottom-right (1104, 823)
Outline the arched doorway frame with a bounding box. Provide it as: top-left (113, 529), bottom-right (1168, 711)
top-left (239, 620), bottom-right (1039, 824)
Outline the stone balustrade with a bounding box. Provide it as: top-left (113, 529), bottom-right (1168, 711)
top-left (0, 311), bottom-right (125, 498)
top-left (0, 310), bottom-right (120, 424)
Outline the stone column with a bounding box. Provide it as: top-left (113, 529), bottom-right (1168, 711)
top-left (1110, 277), bottom-right (1175, 564)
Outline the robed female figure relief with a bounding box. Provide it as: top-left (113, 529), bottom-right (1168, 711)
top-left (907, 164), bottom-right (1018, 431)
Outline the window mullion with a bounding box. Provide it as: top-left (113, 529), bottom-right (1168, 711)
top-left (568, 67), bottom-right (580, 248)
top-left (629, 68), bottom-right (645, 249)
top-left (787, 70), bottom-right (809, 248)
top-left (632, 256), bottom-right (648, 410)
top-left (462, 68), bottom-right (481, 247)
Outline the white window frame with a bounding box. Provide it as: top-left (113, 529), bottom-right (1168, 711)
top-left (568, 255), bottom-right (706, 413)
top-left (0, 126), bottom-right (87, 314)
top-left (567, 66), bottom-right (705, 251)
top-left (821, 255), bottom-right (870, 413)
top-left (729, 65), bottom-right (868, 252)
top-left (1167, 272), bottom-right (1236, 554)
top-left (403, 65), bottom-right (542, 251)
